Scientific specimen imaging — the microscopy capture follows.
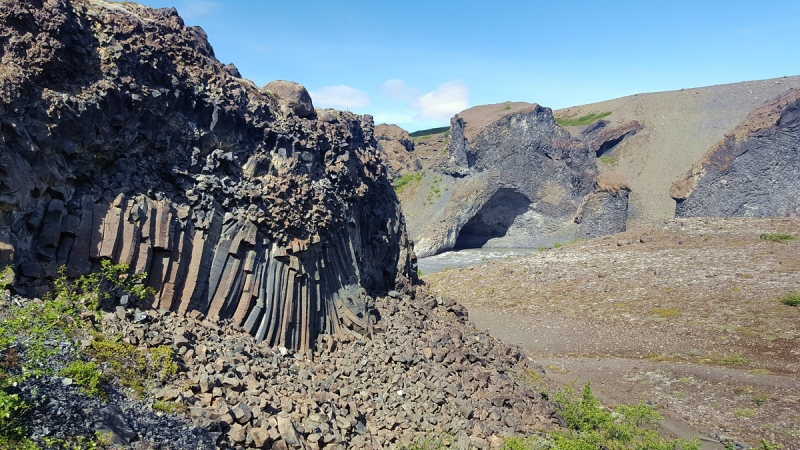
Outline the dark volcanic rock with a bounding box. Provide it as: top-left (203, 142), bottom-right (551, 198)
top-left (574, 172), bottom-right (631, 238)
top-left (413, 103), bottom-right (598, 256)
top-left (671, 89), bottom-right (800, 217)
top-left (0, 0), bottom-right (416, 352)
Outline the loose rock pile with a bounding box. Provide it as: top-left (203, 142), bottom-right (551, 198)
top-left (79, 288), bottom-right (559, 449)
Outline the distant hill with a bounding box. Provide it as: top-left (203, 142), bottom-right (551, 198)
top-left (377, 76), bottom-right (800, 256)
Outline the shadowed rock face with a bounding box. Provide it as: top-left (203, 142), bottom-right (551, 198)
top-left (671, 89), bottom-right (800, 217)
top-left (0, 0), bottom-right (416, 351)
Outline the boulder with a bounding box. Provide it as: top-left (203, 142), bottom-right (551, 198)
top-left (262, 80), bottom-right (315, 118)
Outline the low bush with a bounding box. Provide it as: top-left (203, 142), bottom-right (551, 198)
top-left (393, 172), bottom-right (423, 194)
top-left (759, 233), bottom-right (797, 243)
top-left (780, 292), bottom-right (800, 307)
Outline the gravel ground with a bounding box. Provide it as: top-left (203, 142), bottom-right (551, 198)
top-left (424, 217), bottom-right (800, 448)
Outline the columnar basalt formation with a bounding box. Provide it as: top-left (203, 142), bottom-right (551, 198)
top-left (671, 89), bottom-right (800, 217)
top-left (0, 0), bottom-right (416, 352)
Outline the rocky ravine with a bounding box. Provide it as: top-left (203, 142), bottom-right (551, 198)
top-left (671, 88), bottom-right (800, 217)
top-left (0, 0), bottom-right (417, 353)
top-left (387, 102), bottom-right (636, 257)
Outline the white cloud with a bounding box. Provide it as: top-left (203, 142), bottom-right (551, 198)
top-left (378, 79), bottom-right (470, 124)
top-left (309, 85), bottom-right (371, 109)
top-left (412, 80), bottom-right (470, 121)
top-left (380, 79), bottom-right (420, 103)
top-left (179, 1), bottom-right (220, 19)
top-left (373, 112), bottom-right (416, 125)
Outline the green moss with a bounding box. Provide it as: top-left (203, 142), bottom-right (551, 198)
top-left (393, 172), bottom-right (423, 194)
top-left (556, 111), bottom-right (612, 127)
top-left (759, 232), bottom-right (797, 243)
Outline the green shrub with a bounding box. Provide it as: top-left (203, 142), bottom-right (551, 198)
top-left (0, 390), bottom-right (31, 445)
top-left (61, 360), bottom-right (103, 398)
top-left (759, 233), bottom-right (797, 243)
top-left (780, 292), bottom-right (800, 307)
top-left (555, 112), bottom-right (612, 127)
top-left (393, 172), bottom-right (423, 194)
top-left (550, 382), bottom-right (701, 449)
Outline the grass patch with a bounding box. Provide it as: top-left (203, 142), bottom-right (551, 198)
top-left (759, 232), bottom-right (797, 243)
top-left (409, 126), bottom-right (449, 137)
top-left (547, 382), bottom-right (700, 449)
top-left (748, 369), bottom-right (771, 375)
top-left (0, 262), bottom-right (155, 446)
top-left (780, 291), bottom-right (800, 307)
top-left (650, 307), bottom-right (680, 318)
top-left (722, 353), bottom-right (753, 367)
top-left (733, 408), bottom-right (757, 418)
top-left (598, 155), bottom-right (618, 165)
top-left (555, 111), bottom-right (612, 127)
top-left (393, 171), bottom-right (423, 194)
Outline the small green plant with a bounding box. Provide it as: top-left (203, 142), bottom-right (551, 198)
top-left (61, 360), bottom-right (104, 398)
top-left (153, 400), bottom-right (187, 415)
top-left (733, 408), bottom-right (756, 418)
top-left (555, 111), bottom-right (612, 127)
top-left (553, 242), bottom-right (563, 249)
top-left (598, 155), bottom-right (618, 165)
top-left (650, 307), bottom-right (680, 318)
top-left (722, 353), bottom-right (752, 366)
top-left (393, 171), bottom-right (423, 194)
top-left (503, 104), bottom-right (512, 110)
top-left (537, 246), bottom-right (550, 252)
top-left (0, 390), bottom-right (32, 445)
top-left (780, 292), bottom-right (800, 307)
top-left (0, 266), bottom-right (12, 291)
top-left (759, 233), bottom-right (797, 243)
top-left (416, 268), bottom-right (424, 277)
top-left (550, 382), bottom-right (701, 450)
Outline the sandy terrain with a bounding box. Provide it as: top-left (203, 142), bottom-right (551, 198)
top-left (424, 217), bottom-right (800, 448)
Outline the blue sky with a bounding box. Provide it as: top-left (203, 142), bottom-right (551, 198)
top-left (136, 0), bottom-right (800, 132)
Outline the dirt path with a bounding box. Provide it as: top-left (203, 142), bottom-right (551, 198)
top-left (424, 217), bottom-right (800, 448)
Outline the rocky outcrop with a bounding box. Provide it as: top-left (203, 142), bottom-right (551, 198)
top-left (671, 89), bottom-right (800, 217)
top-left (374, 124), bottom-right (420, 176)
top-left (411, 103), bottom-right (598, 257)
top-left (0, 0), bottom-right (416, 352)
top-left (574, 172), bottom-right (631, 238)
top-left (582, 120), bottom-right (643, 157)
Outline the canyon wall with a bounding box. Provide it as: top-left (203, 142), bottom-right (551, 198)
top-left (0, 0), bottom-right (416, 352)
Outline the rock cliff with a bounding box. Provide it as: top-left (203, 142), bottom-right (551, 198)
top-left (0, 0), bottom-right (416, 352)
top-left (671, 89), bottom-right (800, 217)
top-left (401, 103), bottom-right (604, 257)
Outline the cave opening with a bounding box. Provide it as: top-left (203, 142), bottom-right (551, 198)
top-left (596, 134), bottom-right (627, 157)
top-left (454, 188), bottom-right (532, 249)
